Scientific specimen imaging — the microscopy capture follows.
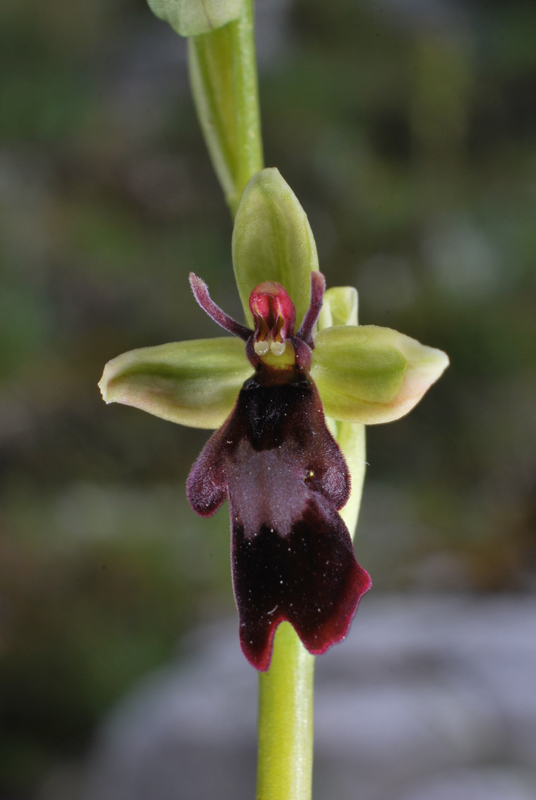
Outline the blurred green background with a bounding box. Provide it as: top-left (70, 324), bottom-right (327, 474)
top-left (1, 0), bottom-right (536, 796)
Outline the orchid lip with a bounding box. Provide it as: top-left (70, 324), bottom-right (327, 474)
top-left (187, 368), bottom-right (371, 670)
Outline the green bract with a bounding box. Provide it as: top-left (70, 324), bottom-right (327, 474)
top-left (148, 0), bottom-right (243, 36)
top-left (99, 167), bottom-right (448, 437)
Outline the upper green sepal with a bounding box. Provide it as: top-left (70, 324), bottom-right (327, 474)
top-left (311, 325), bottom-right (449, 424)
top-left (147, 0), bottom-right (243, 36)
top-left (99, 337), bottom-right (252, 430)
top-left (232, 168), bottom-right (319, 328)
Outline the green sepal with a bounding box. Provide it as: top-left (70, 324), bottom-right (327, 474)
top-left (148, 0), bottom-right (243, 37)
top-left (99, 337), bottom-right (252, 430)
top-left (312, 325), bottom-right (449, 424)
top-left (232, 168), bottom-right (319, 327)
top-left (318, 286), bottom-right (359, 329)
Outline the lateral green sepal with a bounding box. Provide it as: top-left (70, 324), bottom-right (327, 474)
top-left (232, 168), bottom-right (319, 328)
top-left (147, 0), bottom-right (243, 36)
top-left (312, 325), bottom-right (449, 424)
top-left (99, 337), bottom-right (252, 430)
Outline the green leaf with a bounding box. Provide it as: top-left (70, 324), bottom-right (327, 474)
top-left (148, 0), bottom-right (243, 37)
top-left (99, 337), bottom-right (252, 430)
top-left (312, 325), bottom-right (449, 424)
top-left (232, 168), bottom-right (319, 327)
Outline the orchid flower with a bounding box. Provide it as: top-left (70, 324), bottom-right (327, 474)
top-left (99, 168), bottom-right (449, 670)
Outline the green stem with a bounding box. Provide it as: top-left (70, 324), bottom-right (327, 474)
top-left (188, 0), bottom-right (263, 217)
top-left (257, 623), bottom-right (315, 800)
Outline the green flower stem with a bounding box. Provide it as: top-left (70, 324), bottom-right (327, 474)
top-left (188, 7), bottom-right (368, 799)
top-left (257, 623), bottom-right (315, 800)
top-left (188, 0), bottom-right (263, 217)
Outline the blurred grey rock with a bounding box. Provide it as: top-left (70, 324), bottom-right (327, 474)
top-left (80, 595), bottom-right (536, 800)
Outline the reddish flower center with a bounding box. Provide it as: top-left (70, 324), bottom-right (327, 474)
top-left (249, 282), bottom-right (296, 357)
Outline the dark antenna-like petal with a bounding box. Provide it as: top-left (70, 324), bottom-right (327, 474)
top-left (190, 273), bottom-right (252, 341)
top-left (297, 271), bottom-right (326, 347)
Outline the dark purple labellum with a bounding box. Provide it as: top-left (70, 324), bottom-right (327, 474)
top-left (187, 273), bottom-right (371, 670)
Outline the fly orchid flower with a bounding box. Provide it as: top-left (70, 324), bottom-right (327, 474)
top-left (99, 168), bottom-right (449, 671)
top-left (186, 271), bottom-right (370, 670)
